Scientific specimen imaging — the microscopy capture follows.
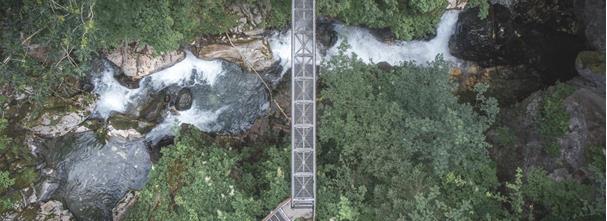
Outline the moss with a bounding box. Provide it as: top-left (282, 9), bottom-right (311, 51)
top-left (13, 167), bottom-right (38, 189)
top-left (576, 51), bottom-right (606, 75)
top-left (108, 114), bottom-right (156, 134)
top-left (494, 126), bottom-right (517, 146)
top-left (0, 191), bottom-right (20, 213)
top-left (0, 171), bottom-right (14, 193)
top-left (585, 145), bottom-right (606, 176)
top-left (538, 82), bottom-right (576, 157)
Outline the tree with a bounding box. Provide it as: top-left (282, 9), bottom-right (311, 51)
top-left (316, 49), bottom-right (501, 220)
top-left (125, 128), bottom-right (290, 220)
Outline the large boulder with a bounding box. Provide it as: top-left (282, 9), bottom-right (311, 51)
top-left (42, 131), bottom-right (152, 221)
top-left (574, 0), bottom-right (606, 51)
top-left (488, 77), bottom-right (605, 182)
top-left (449, 2), bottom-right (585, 82)
top-left (196, 39), bottom-right (274, 72)
top-left (575, 50), bottom-right (606, 88)
top-left (174, 88), bottom-right (193, 111)
top-left (106, 44), bottom-right (185, 79)
top-left (29, 96), bottom-right (94, 138)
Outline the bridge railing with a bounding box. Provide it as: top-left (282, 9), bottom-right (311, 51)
top-left (291, 0), bottom-right (316, 210)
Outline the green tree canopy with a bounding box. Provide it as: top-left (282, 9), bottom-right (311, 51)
top-left (125, 128), bottom-right (290, 220)
top-left (316, 50), bottom-right (501, 220)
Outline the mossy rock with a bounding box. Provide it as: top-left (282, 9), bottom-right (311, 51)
top-left (108, 114), bottom-right (156, 134)
top-left (576, 51), bottom-right (606, 75)
top-left (0, 191), bottom-right (21, 213)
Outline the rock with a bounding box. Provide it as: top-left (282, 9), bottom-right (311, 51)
top-left (196, 39), bottom-right (274, 72)
top-left (111, 191), bottom-right (138, 221)
top-left (574, 0), bottom-right (606, 51)
top-left (575, 50), bottom-right (606, 88)
top-left (449, 5), bottom-right (524, 65)
top-left (452, 62), bottom-right (543, 105)
top-left (317, 20), bottom-right (338, 53)
top-left (559, 86), bottom-right (605, 171)
top-left (370, 27), bottom-right (396, 43)
top-left (449, 2), bottom-right (585, 82)
top-left (228, 3), bottom-right (271, 34)
top-left (106, 44), bottom-right (185, 79)
top-left (447, 0), bottom-right (468, 9)
top-left (113, 71), bottom-right (140, 89)
top-left (31, 112), bottom-right (88, 138)
top-left (377, 62), bottom-right (394, 72)
top-left (187, 61), bottom-right (269, 133)
top-left (108, 114), bottom-right (155, 136)
top-left (175, 88), bottom-right (193, 111)
top-left (37, 200), bottom-right (74, 221)
top-left (137, 90), bottom-right (169, 123)
top-left (42, 131), bottom-right (151, 221)
top-left (488, 77), bottom-right (605, 182)
top-left (30, 96), bottom-right (93, 138)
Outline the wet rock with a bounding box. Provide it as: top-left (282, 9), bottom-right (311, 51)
top-left (196, 39), bottom-right (274, 72)
top-left (108, 114), bottom-right (155, 135)
top-left (370, 27), bottom-right (396, 43)
top-left (449, 5), bottom-right (522, 65)
top-left (42, 131), bottom-right (151, 221)
top-left (449, 3), bottom-right (585, 82)
top-left (575, 50), bottom-right (606, 88)
top-left (574, 0), bottom-right (606, 51)
top-left (113, 72), bottom-right (140, 89)
top-left (452, 62), bottom-right (543, 105)
top-left (137, 90), bottom-right (169, 123)
top-left (175, 88), bottom-right (193, 111)
top-left (317, 20), bottom-right (338, 52)
top-left (261, 61), bottom-right (285, 86)
top-left (192, 61), bottom-right (270, 133)
top-left (106, 44), bottom-right (185, 79)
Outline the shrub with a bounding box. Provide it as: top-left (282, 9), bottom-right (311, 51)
top-left (316, 50), bottom-right (500, 220)
top-left (538, 82), bottom-right (575, 157)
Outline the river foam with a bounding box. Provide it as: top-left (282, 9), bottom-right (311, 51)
top-left (268, 10), bottom-right (461, 68)
top-left (93, 11), bottom-right (461, 143)
top-left (93, 51), bottom-right (268, 143)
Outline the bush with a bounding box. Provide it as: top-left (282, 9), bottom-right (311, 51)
top-left (538, 82), bottom-right (575, 157)
top-left (316, 50), bottom-right (501, 220)
top-left (317, 0), bottom-right (446, 40)
top-left (125, 128), bottom-right (290, 220)
top-left (0, 171), bottom-right (13, 194)
top-left (524, 168), bottom-right (604, 220)
top-left (317, 0), bottom-right (489, 40)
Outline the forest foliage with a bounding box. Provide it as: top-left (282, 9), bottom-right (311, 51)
top-left (315, 50), bottom-right (503, 220)
top-left (124, 128), bottom-right (290, 220)
top-left (0, 0), bottom-right (488, 106)
top-left (1, 0), bottom-right (603, 220)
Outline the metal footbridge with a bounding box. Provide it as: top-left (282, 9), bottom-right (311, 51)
top-left (264, 0), bottom-right (316, 220)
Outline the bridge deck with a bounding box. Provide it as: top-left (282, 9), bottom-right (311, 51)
top-left (291, 0), bottom-right (316, 211)
top-left (264, 0), bottom-right (316, 220)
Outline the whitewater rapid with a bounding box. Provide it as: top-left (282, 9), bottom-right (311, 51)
top-left (92, 11), bottom-right (461, 143)
top-left (269, 10), bottom-right (461, 71)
